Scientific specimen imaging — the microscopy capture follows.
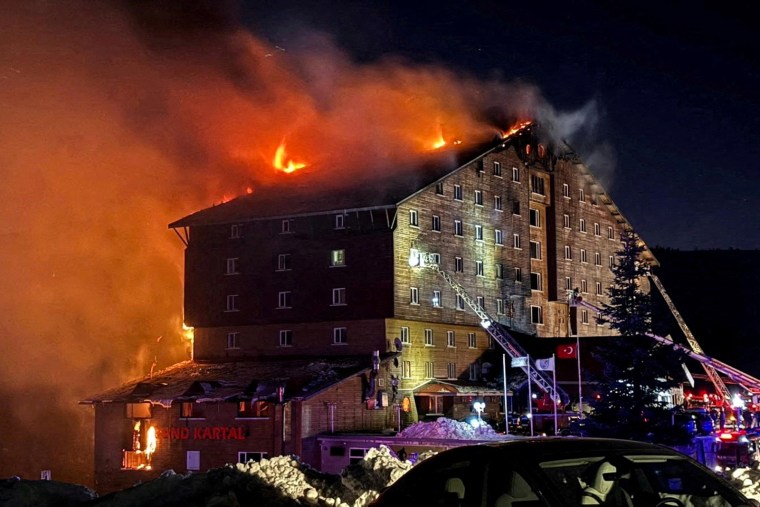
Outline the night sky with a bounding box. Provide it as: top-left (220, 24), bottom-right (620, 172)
top-left (246, 0), bottom-right (760, 250)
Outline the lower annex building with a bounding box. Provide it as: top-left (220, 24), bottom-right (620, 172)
top-left (82, 124), bottom-right (650, 492)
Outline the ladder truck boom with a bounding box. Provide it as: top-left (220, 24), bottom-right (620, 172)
top-left (409, 249), bottom-right (569, 404)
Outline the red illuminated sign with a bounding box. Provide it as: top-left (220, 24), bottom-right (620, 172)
top-left (157, 426), bottom-right (247, 440)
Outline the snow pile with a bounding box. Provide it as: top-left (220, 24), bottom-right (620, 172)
top-left (398, 416), bottom-right (506, 440)
top-left (731, 467), bottom-right (760, 502)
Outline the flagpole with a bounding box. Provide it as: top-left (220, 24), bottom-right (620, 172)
top-left (576, 335), bottom-right (583, 419)
top-left (552, 353), bottom-right (558, 435)
top-left (502, 354), bottom-right (509, 435)
top-left (527, 354), bottom-right (534, 437)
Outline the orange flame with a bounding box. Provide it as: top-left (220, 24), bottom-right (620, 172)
top-left (144, 425), bottom-right (157, 467)
top-left (273, 141), bottom-right (307, 173)
top-left (501, 120), bottom-right (533, 139)
top-left (431, 124), bottom-right (447, 150)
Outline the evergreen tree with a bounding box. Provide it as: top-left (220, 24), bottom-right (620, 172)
top-left (585, 229), bottom-right (687, 442)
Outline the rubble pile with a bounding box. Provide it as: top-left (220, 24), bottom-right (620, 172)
top-left (398, 416), bottom-right (506, 440)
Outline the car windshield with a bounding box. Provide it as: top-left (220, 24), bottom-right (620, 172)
top-left (539, 453), bottom-right (745, 506)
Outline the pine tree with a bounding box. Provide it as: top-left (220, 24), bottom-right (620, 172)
top-left (586, 229), bottom-right (687, 442)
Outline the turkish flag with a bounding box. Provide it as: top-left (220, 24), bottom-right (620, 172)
top-left (557, 344), bottom-right (577, 359)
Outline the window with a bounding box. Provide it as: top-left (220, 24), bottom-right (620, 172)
top-left (453, 184), bottom-right (463, 201)
top-left (333, 327), bottom-right (347, 345)
top-left (400, 326), bottom-right (410, 345)
top-left (278, 291), bottom-right (291, 309)
top-left (530, 241), bottom-right (541, 259)
top-left (410, 287), bottom-right (420, 305)
top-left (565, 276), bottom-right (572, 290)
top-left (432, 215), bottom-right (441, 232)
top-left (332, 287), bottom-right (346, 306)
top-left (494, 195), bottom-right (502, 211)
top-left (187, 451), bottom-right (200, 471)
top-left (474, 190), bottom-right (483, 206)
top-left (180, 402), bottom-right (204, 419)
top-left (330, 249), bottom-right (345, 267)
top-left (401, 361), bottom-right (412, 379)
top-left (226, 332), bottom-right (239, 349)
top-left (238, 400), bottom-right (270, 418)
top-left (425, 361), bottom-right (435, 379)
top-left (579, 218), bottom-right (587, 233)
top-left (447, 331), bottom-right (456, 347)
top-left (226, 257), bottom-right (239, 275)
top-left (562, 183), bottom-right (570, 198)
top-left (513, 233), bottom-right (521, 249)
top-left (495, 229), bottom-right (503, 245)
top-left (454, 256), bottom-right (463, 272)
top-left (430, 252), bottom-right (441, 264)
top-left (512, 166), bottom-right (520, 182)
top-left (580, 249), bottom-right (588, 263)
top-left (409, 209), bottom-right (419, 227)
top-left (432, 290), bottom-right (442, 308)
top-left (279, 330), bottom-right (292, 347)
top-left (468, 333), bottom-right (477, 348)
top-left (469, 364), bottom-right (479, 381)
top-left (609, 255), bottom-right (615, 268)
top-left (596, 281), bottom-right (603, 295)
top-left (230, 224), bottom-right (241, 239)
top-left (277, 253), bottom-right (291, 271)
top-left (594, 222), bottom-right (601, 236)
top-left (530, 175), bottom-right (545, 195)
top-left (579, 188), bottom-right (586, 203)
top-left (335, 214), bottom-right (345, 229)
top-left (475, 260), bottom-right (484, 276)
top-left (597, 312), bottom-right (604, 326)
top-left (530, 272), bottom-right (542, 291)
top-left (496, 263), bottom-right (504, 279)
top-left (581, 309), bottom-right (589, 324)
top-left (238, 452), bottom-right (267, 464)
top-left (608, 226), bottom-right (615, 239)
top-left (435, 182), bottom-right (444, 195)
top-left (125, 402), bottom-right (152, 419)
top-left (514, 267), bottom-right (522, 283)
top-left (475, 224), bottom-right (483, 241)
top-left (493, 161), bottom-right (502, 176)
top-left (455, 294), bottom-right (465, 311)
top-left (581, 279), bottom-right (588, 293)
top-left (476, 296), bottom-right (485, 310)
top-left (281, 219), bottom-right (292, 234)
top-left (595, 252), bottom-right (602, 266)
top-left (226, 294), bottom-right (239, 312)
top-left (563, 214), bottom-right (571, 229)
top-left (512, 201), bottom-right (521, 215)
top-left (447, 363), bottom-right (457, 379)
top-left (529, 208), bottom-right (540, 227)
top-left (454, 220), bottom-right (463, 236)
top-left (424, 328), bottom-right (434, 346)
top-left (496, 298), bottom-right (505, 315)
top-left (531, 306), bottom-right (544, 325)
top-left (564, 245), bottom-right (572, 260)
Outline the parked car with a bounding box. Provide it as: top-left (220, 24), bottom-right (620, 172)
top-left (370, 437), bottom-right (756, 506)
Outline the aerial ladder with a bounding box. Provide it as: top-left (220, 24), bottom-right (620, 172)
top-left (409, 249), bottom-right (569, 405)
top-left (568, 280), bottom-right (760, 412)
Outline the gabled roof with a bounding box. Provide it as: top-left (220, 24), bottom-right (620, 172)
top-left (80, 355), bottom-right (397, 407)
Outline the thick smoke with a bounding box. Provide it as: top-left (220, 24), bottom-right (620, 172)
top-left (0, 0), bottom-right (597, 484)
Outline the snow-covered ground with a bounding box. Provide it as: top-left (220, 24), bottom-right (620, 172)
top-left (2, 418), bottom-right (760, 506)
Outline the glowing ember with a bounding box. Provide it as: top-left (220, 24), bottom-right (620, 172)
top-left (273, 141), bottom-right (307, 173)
top-left (144, 425), bottom-right (157, 467)
top-left (431, 124), bottom-right (447, 149)
top-left (501, 120), bottom-right (533, 139)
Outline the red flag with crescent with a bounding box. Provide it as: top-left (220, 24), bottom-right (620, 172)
top-left (557, 344), bottom-right (577, 359)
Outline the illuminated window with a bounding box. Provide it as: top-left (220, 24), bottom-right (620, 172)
top-left (531, 306), bottom-right (544, 325)
top-left (332, 288), bottom-right (346, 306)
top-left (187, 451), bottom-right (200, 471)
top-left (530, 241), bottom-right (541, 259)
top-left (494, 195), bottom-right (503, 211)
top-left (475, 260), bottom-right (484, 276)
top-left (277, 253), bottom-right (291, 271)
top-left (230, 224), bottom-right (242, 239)
top-left (226, 332), bottom-right (239, 349)
top-left (424, 328), bottom-right (434, 346)
top-left (238, 452), bottom-right (267, 464)
top-left (277, 291), bottom-right (291, 309)
top-left (225, 294), bottom-right (239, 312)
top-left (474, 190), bottom-right (483, 206)
top-left (454, 220), bottom-right (463, 236)
top-left (495, 229), bottom-right (503, 245)
top-left (475, 225), bottom-right (483, 241)
top-left (529, 208), bottom-right (540, 227)
top-left (333, 327), bottom-right (347, 345)
top-left (468, 333), bottom-right (476, 348)
top-left (238, 400), bottom-right (270, 418)
top-left (279, 330), bottom-right (292, 347)
top-left (281, 219), bottom-right (293, 234)
top-left (512, 166), bottom-right (520, 182)
top-left (180, 402), bottom-right (203, 419)
top-left (330, 249), bottom-right (345, 267)
top-left (410, 287), bottom-right (419, 305)
top-left (400, 326), bottom-right (410, 344)
top-left (125, 403), bottom-right (152, 419)
top-left (447, 331), bottom-right (456, 347)
top-left (454, 184), bottom-right (463, 201)
top-left (409, 209), bottom-right (419, 227)
top-left (432, 215), bottom-right (441, 232)
top-left (530, 272), bottom-right (542, 291)
top-left (432, 290), bottom-right (442, 308)
top-left (493, 161), bottom-right (502, 176)
top-left (226, 257), bottom-right (239, 275)
top-left (335, 214), bottom-right (345, 229)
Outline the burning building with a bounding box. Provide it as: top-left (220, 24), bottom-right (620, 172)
top-left (82, 123), bottom-right (648, 492)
